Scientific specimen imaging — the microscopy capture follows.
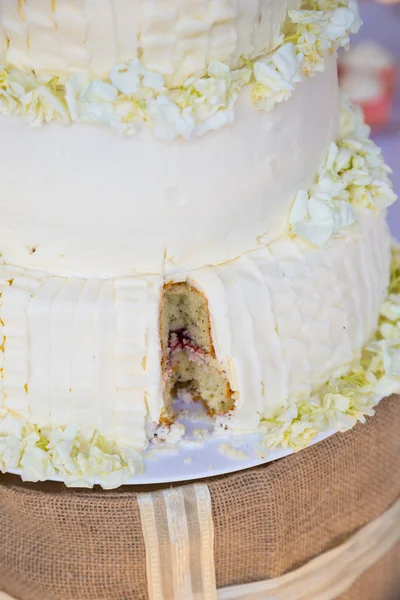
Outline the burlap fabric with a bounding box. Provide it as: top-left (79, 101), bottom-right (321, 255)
top-left (1, 395), bottom-right (399, 600)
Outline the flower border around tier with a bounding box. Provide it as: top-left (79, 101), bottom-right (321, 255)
top-left (0, 1), bottom-right (360, 140)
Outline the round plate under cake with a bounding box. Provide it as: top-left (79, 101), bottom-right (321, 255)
top-left (6, 399), bottom-right (338, 486)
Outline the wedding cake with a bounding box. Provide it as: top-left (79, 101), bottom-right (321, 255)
top-left (0, 0), bottom-right (398, 488)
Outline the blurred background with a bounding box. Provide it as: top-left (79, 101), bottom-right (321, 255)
top-left (339, 0), bottom-right (400, 239)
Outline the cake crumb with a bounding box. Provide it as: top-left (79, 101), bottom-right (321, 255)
top-left (193, 428), bottom-right (209, 439)
top-left (218, 444), bottom-right (249, 460)
top-left (179, 438), bottom-right (206, 450)
top-left (180, 439), bottom-right (205, 449)
top-left (184, 457), bottom-right (192, 465)
top-left (176, 408), bottom-right (208, 422)
top-left (155, 422), bottom-right (185, 445)
top-left (147, 445), bottom-right (180, 458)
top-left (177, 388), bottom-right (195, 405)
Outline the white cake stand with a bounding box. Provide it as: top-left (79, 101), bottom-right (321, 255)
top-left (7, 401), bottom-right (338, 486)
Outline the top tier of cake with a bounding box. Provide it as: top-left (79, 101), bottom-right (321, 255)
top-left (0, 0), bottom-right (301, 86)
top-left (0, 1), bottom-right (359, 278)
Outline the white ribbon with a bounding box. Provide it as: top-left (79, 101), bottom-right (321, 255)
top-left (138, 484), bottom-right (217, 600)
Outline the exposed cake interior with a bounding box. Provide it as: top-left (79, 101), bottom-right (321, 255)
top-left (161, 282), bottom-right (234, 418)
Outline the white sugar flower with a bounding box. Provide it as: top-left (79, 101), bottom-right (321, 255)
top-left (65, 76), bottom-right (135, 134)
top-left (349, 179), bottom-right (397, 210)
top-left (289, 189), bottom-right (355, 246)
top-left (317, 0), bottom-right (362, 34)
top-left (177, 61), bottom-right (251, 136)
top-left (65, 74), bottom-right (90, 120)
top-left (340, 94), bottom-right (370, 138)
top-left (325, 141), bottom-right (353, 173)
top-left (19, 85), bottom-right (68, 126)
top-left (322, 393), bottom-right (359, 431)
top-left (180, 67), bottom-right (230, 120)
top-left (86, 444), bottom-right (134, 490)
top-left (291, 97), bottom-right (397, 246)
top-left (0, 411), bottom-right (24, 471)
top-left (381, 298), bottom-right (400, 323)
top-left (0, 66), bottom-right (24, 114)
top-left (0, 434), bottom-right (22, 471)
top-left (46, 427), bottom-right (139, 488)
top-left (365, 339), bottom-right (400, 397)
top-left (82, 80), bottom-right (118, 104)
top-left (0, 67), bottom-right (68, 125)
top-left (110, 58), bottom-right (164, 95)
top-left (290, 1), bottom-right (361, 74)
top-left (0, 88), bottom-right (18, 115)
top-left (252, 43), bottom-right (304, 110)
top-left (260, 403), bottom-right (318, 451)
top-left (20, 432), bottom-right (54, 482)
top-left (380, 322), bottom-right (400, 341)
top-left (147, 96), bottom-right (195, 141)
top-left (47, 424), bottom-right (82, 477)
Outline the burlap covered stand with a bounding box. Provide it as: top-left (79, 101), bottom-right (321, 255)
top-left (1, 396), bottom-right (399, 600)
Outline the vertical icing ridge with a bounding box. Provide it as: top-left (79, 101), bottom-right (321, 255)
top-left (114, 276), bottom-right (163, 449)
top-left (49, 276), bottom-right (85, 429)
top-left (0, 0), bottom-right (300, 84)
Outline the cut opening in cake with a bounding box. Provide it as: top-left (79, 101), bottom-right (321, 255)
top-left (160, 282), bottom-right (234, 420)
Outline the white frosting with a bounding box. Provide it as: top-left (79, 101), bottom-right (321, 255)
top-left (0, 0), bottom-right (392, 488)
top-left (183, 211), bottom-right (391, 431)
top-left (0, 56), bottom-right (339, 278)
top-left (0, 210), bottom-right (392, 447)
top-left (0, 2), bottom-right (360, 138)
top-left (0, 0), bottom-right (301, 87)
top-left (0, 268), bottom-right (163, 448)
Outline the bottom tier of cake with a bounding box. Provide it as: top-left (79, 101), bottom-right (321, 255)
top-left (0, 211), bottom-right (399, 487)
top-left (1, 395), bottom-right (399, 600)
top-left (0, 209), bottom-right (391, 436)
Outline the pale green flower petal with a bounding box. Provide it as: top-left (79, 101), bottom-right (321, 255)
top-left (82, 80), bottom-right (118, 103)
top-left (289, 96), bottom-right (396, 246)
top-left (289, 190), bottom-right (356, 246)
top-left (110, 61), bottom-right (141, 94)
top-left (380, 323), bottom-right (400, 341)
top-left (20, 432), bottom-right (55, 482)
top-left (0, 434), bottom-right (22, 471)
top-left (381, 298), bottom-right (400, 322)
top-left (252, 43), bottom-right (303, 110)
top-left (147, 96), bottom-right (195, 141)
top-left (289, 0), bottom-right (361, 74)
top-left (110, 58), bottom-right (164, 95)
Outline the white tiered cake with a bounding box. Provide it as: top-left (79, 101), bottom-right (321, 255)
top-left (0, 0), bottom-right (398, 488)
